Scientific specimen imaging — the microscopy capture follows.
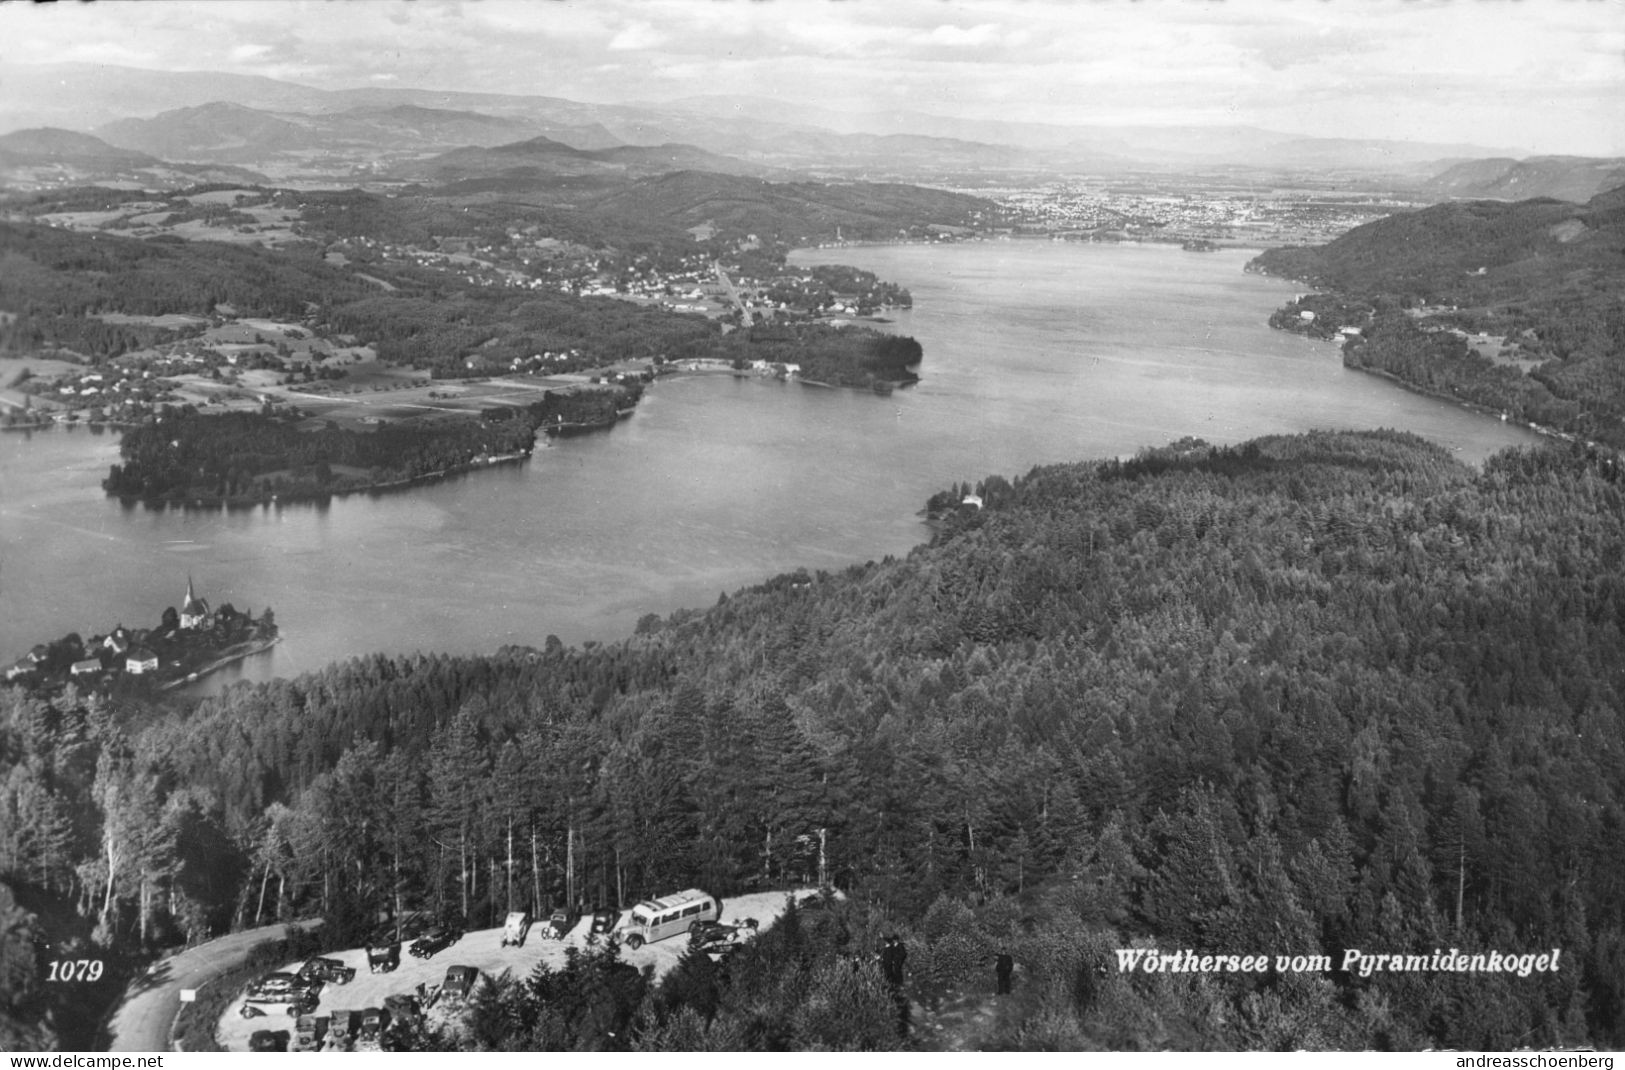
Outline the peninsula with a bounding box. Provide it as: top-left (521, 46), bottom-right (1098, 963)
top-left (3, 578), bottom-right (278, 695)
top-left (102, 384), bottom-right (640, 507)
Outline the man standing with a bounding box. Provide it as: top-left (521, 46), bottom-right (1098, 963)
top-left (995, 948), bottom-right (1014, 996)
top-left (881, 935), bottom-right (907, 988)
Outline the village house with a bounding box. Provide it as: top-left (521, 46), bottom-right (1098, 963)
top-left (70, 657), bottom-right (102, 677)
top-left (126, 649), bottom-right (159, 675)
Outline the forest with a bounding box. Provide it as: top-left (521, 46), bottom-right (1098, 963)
top-left (100, 388), bottom-right (639, 505)
top-left (4, 429), bottom-right (1624, 1050)
top-left (736, 323), bottom-right (923, 391)
top-left (1250, 185), bottom-right (1625, 447)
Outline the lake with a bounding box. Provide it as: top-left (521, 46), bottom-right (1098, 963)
top-left (0, 241), bottom-right (1542, 692)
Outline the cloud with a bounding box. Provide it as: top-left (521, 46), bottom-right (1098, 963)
top-left (925, 22), bottom-right (1002, 48)
top-left (608, 20), bottom-right (665, 51)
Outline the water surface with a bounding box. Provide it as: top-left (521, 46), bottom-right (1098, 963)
top-left (0, 241), bottom-right (1541, 690)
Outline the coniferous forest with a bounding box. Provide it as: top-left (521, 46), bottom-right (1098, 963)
top-left (4, 429), bottom-right (1624, 1050)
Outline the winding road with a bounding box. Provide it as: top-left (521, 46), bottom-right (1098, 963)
top-left (106, 922), bottom-right (309, 1052)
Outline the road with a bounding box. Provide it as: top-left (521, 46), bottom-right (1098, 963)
top-left (106, 922), bottom-right (309, 1052)
top-left (713, 261), bottom-right (751, 319)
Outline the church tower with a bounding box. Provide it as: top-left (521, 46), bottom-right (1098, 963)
top-left (180, 575), bottom-right (211, 630)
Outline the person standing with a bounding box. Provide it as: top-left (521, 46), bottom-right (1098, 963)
top-left (995, 949), bottom-right (1014, 996)
top-left (881, 935), bottom-right (907, 988)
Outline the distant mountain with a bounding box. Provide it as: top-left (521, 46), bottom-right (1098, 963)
top-left (98, 103), bottom-right (319, 163)
top-left (0, 62), bottom-right (1537, 180)
top-left (1422, 155), bottom-right (1625, 204)
top-left (0, 127), bottom-right (157, 167)
top-left (95, 101), bottom-right (619, 174)
top-left (578, 170), bottom-right (995, 243)
top-left (0, 126), bottom-right (266, 188)
top-left (1251, 186), bottom-right (1625, 298)
top-left (390, 136), bottom-right (781, 184)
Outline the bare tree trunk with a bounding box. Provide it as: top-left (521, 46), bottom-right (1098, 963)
top-left (530, 825), bottom-right (540, 916)
top-left (255, 861), bottom-right (272, 926)
top-left (102, 839), bottom-right (118, 927)
top-left (506, 817), bottom-right (514, 913)
top-left (1456, 839), bottom-right (1466, 934)
top-left (566, 822), bottom-right (575, 908)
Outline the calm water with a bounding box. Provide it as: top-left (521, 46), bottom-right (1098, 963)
top-left (0, 241), bottom-right (1541, 691)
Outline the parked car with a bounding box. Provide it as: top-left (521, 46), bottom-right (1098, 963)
top-left (292, 1014), bottom-right (326, 1052)
top-left (442, 965), bottom-right (480, 1003)
top-left (688, 920), bottom-right (751, 947)
top-left (327, 1010), bottom-right (356, 1050)
top-left (248, 1030), bottom-right (289, 1052)
top-left (359, 1006), bottom-right (387, 1041)
top-left (367, 938), bottom-right (400, 973)
top-left (383, 993), bottom-right (421, 1024)
top-left (590, 907), bottom-right (620, 936)
top-left (542, 907), bottom-right (578, 940)
top-left (501, 910), bottom-right (532, 948)
top-left (244, 972), bottom-right (318, 1015)
top-left (409, 924), bottom-right (461, 959)
top-left (297, 957), bottom-right (355, 986)
top-left (245, 972), bottom-right (302, 1001)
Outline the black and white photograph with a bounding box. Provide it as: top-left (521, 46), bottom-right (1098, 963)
top-left (1, 0), bottom-right (1623, 1055)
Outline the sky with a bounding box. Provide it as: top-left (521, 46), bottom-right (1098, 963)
top-left (4, 0), bottom-right (1623, 154)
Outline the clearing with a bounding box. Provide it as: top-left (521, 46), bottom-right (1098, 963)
top-left (213, 889), bottom-right (814, 1051)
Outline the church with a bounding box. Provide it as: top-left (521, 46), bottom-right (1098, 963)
top-left (179, 576), bottom-right (212, 630)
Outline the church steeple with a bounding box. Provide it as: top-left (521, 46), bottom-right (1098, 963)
top-left (180, 575), bottom-right (210, 629)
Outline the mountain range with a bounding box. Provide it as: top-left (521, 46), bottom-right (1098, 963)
top-left (1420, 155), bottom-right (1625, 204)
top-left (0, 61), bottom-right (1539, 181)
top-left (0, 126), bottom-right (267, 188)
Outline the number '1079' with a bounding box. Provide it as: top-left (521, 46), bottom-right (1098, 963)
top-left (47, 959), bottom-right (104, 982)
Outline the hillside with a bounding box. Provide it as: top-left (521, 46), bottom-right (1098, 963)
top-left (1249, 187), bottom-right (1625, 446)
top-left (94, 101), bottom-right (617, 174)
top-left (1422, 155), bottom-right (1625, 203)
top-left (580, 170), bottom-right (997, 243)
top-left (390, 135), bottom-right (779, 184)
top-left (6, 430), bottom-right (1624, 1049)
top-left (0, 127), bottom-right (265, 189)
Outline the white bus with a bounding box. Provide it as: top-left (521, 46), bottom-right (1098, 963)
top-left (619, 888), bottom-right (719, 949)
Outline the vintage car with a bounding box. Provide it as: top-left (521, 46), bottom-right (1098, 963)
top-left (327, 1010), bottom-right (357, 1049)
top-left (408, 924), bottom-right (461, 959)
top-left (542, 907), bottom-right (578, 940)
top-left (297, 956), bottom-right (356, 986)
top-left (367, 937), bottom-right (401, 973)
top-left (383, 993), bottom-right (421, 1024)
top-left (501, 911), bottom-right (532, 948)
top-left (441, 965), bottom-right (480, 1003)
top-left (589, 907), bottom-right (620, 936)
top-left (248, 1029), bottom-right (289, 1052)
top-left (291, 1013), bottom-right (327, 1052)
top-left (359, 1006), bottom-right (387, 1041)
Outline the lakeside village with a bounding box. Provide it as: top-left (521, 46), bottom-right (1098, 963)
top-left (3, 577), bottom-right (277, 696)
